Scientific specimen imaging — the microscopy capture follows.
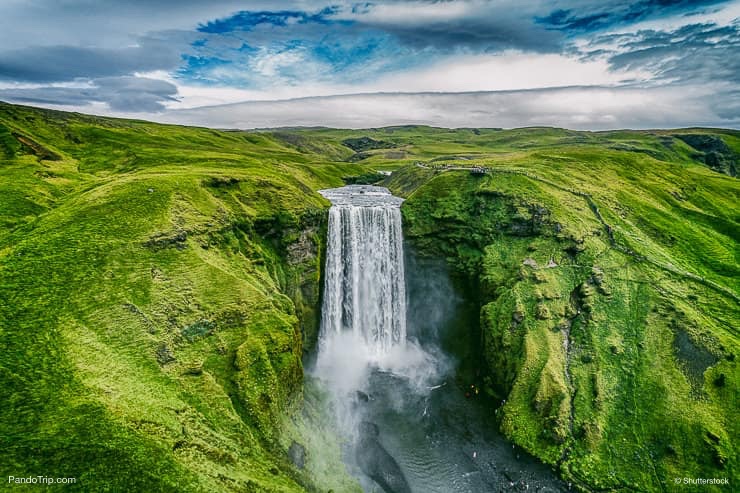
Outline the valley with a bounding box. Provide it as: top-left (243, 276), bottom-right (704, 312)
top-left (0, 101), bottom-right (737, 492)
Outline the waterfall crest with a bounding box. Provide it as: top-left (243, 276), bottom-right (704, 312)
top-left (318, 185), bottom-right (406, 353)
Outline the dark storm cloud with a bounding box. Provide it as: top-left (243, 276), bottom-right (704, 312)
top-left (710, 89), bottom-right (740, 120)
top-left (338, 2), bottom-right (564, 53)
top-left (0, 39), bottom-right (182, 83)
top-left (365, 15), bottom-right (562, 53)
top-left (538, 0), bottom-right (729, 33)
top-left (0, 76), bottom-right (179, 112)
top-left (584, 22), bottom-right (740, 85)
top-left (95, 77), bottom-right (180, 111)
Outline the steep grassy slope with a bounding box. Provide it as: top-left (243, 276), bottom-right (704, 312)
top-left (383, 148), bottom-right (738, 490)
top-left (1, 101), bottom-right (737, 492)
top-left (0, 102), bottom-right (363, 492)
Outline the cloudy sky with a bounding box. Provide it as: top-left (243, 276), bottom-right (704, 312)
top-left (0, 0), bottom-right (738, 129)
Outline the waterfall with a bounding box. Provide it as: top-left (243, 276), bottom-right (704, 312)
top-left (318, 185), bottom-right (407, 353)
top-left (314, 186), bottom-right (452, 493)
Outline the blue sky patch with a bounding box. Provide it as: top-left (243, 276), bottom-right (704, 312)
top-left (197, 7), bottom-right (343, 34)
top-left (179, 7), bottom-right (426, 88)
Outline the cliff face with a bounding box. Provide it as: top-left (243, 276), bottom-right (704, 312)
top-left (394, 162), bottom-right (737, 491)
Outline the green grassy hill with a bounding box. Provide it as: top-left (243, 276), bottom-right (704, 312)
top-left (378, 130), bottom-right (739, 491)
top-left (1, 101), bottom-right (737, 492)
top-left (0, 102), bottom-right (363, 492)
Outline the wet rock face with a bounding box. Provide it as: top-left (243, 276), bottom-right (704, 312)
top-left (356, 424), bottom-right (411, 493)
top-left (286, 228), bottom-right (318, 265)
top-left (358, 420), bottom-right (378, 437)
top-left (280, 211), bottom-right (327, 355)
top-left (144, 230), bottom-right (188, 251)
top-left (288, 441), bottom-right (306, 469)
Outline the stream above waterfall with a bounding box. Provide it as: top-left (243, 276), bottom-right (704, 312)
top-left (311, 185), bottom-right (566, 493)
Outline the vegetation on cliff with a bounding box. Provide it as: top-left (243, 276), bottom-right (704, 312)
top-left (382, 130), bottom-right (738, 491)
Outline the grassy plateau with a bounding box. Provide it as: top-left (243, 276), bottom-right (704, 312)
top-left (0, 101), bottom-right (737, 492)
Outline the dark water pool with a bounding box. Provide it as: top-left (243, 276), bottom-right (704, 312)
top-left (344, 252), bottom-right (568, 493)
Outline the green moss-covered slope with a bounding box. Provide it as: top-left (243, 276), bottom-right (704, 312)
top-left (389, 144), bottom-right (738, 491)
top-left (0, 102), bottom-right (363, 492)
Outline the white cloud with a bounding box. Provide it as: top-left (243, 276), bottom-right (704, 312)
top-left (157, 51), bottom-right (651, 109)
top-left (151, 84), bottom-right (734, 130)
top-left (369, 52), bottom-right (652, 92)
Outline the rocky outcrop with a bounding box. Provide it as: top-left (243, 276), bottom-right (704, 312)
top-left (675, 134), bottom-right (737, 176)
top-left (283, 215), bottom-right (326, 354)
top-left (11, 131), bottom-right (62, 161)
top-left (342, 136), bottom-right (396, 152)
top-left (144, 230), bottom-right (188, 251)
top-left (356, 422), bottom-right (411, 493)
top-left (288, 441), bottom-right (306, 469)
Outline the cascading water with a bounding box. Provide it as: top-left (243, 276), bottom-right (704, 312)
top-left (319, 185), bottom-right (406, 352)
top-left (315, 185), bottom-right (427, 492)
top-left (315, 186), bottom-right (432, 411)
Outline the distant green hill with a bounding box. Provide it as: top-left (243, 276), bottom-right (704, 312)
top-left (1, 101), bottom-right (737, 492)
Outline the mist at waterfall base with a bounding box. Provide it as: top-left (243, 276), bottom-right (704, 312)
top-left (311, 185), bottom-right (565, 493)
